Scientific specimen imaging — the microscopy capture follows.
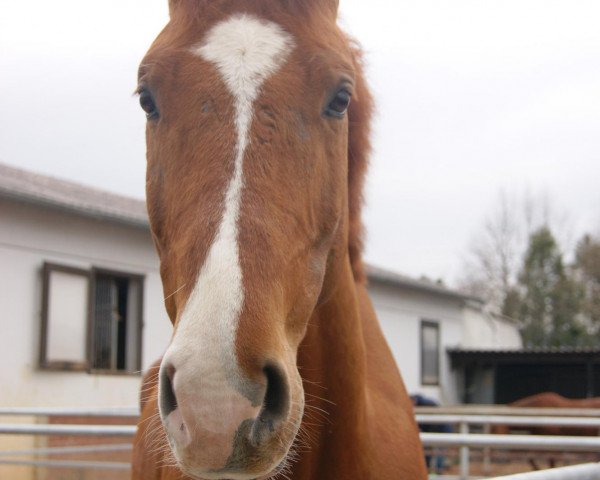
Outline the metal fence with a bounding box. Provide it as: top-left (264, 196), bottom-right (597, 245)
top-left (415, 406), bottom-right (600, 480)
top-left (489, 462), bottom-right (600, 480)
top-left (0, 407), bottom-right (137, 475)
top-left (1, 406), bottom-right (600, 479)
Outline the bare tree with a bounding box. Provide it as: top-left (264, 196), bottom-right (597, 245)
top-left (457, 189), bottom-right (572, 317)
top-left (459, 191), bottom-right (520, 313)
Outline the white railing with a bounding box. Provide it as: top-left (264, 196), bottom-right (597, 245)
top-left (0, 458), bottom-right (132, 470)
top-left (1, 407), bottom-right (600, 478)
top-left (416, 407), bottom-right (600, 480)
top-left (415, 405), bottom-right (600, 417)
top-left (416, 413), bottom-right (600, 429)
top-left (489, 462), bottom-right (600, 480)
top-left (0, 442), bottom-right (133, 471)
top-left (0, 407), bottom-right (139, 417)
top-left (0, 423), bottom-right (137, 436)
top-left (421, 432), bottom-right (600, 451)
top-left (0, 408), bottom-right (138, 472)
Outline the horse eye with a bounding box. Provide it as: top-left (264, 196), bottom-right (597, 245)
top-left (325, 89), bottom-right (351, 118)
top-left (139, 89), bottom-right (159, 120)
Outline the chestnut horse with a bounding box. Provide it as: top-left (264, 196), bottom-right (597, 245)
top-left (494, 392), bottom-right (600, 437)
top-left (493, 392), bottom-right (600, 470)
top-left (132, 1), bottom-right (426, 479)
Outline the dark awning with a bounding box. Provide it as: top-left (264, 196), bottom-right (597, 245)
top-left (448, 347), bottom-right (600, 368)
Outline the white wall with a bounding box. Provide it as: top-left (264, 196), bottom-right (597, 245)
top-left (369, 282), bottom-right (464, 404)
top-left (0, 199), bottom-right (171, 408)
top-left (461, 304), bottom-right (522, 349)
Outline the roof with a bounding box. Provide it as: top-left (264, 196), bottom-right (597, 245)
top-left (366, 264), bottom-right (482, 304)
top-left (448, 347), bottom-right (600, 366)
top-left (450, 346), bottom-right (600, 355)
top-left (0, 162), bottom-right (481, 302)
top-left (0, 163), bottom-right (148, 228)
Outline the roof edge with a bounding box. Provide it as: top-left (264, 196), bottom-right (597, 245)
top-left (367, 265), bottom-right (483, 304)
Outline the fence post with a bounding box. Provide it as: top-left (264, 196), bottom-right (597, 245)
top-left (460, 421), bottom-right (469, 480)
top-left (483, 421), bottom-right (491, 475)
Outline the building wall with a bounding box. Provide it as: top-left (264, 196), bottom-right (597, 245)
top-left (369, 281), bottom-right (464, 404)
top-left (1, 197), bottom-right (520, 411)
top-left (0, 199), bottom-right (171, 408)
top-left (461, 304), bottom-right (522, 350)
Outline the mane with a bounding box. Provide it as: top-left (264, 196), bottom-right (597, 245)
top-left (346, 43), bottom-right (374, 284)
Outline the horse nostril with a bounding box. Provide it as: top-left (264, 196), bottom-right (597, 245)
top-left (251, 363), bottom-right (290, 446)
top-left (159, 363), bottom-right (178, 418)
top-left (263, 364), bottom-right (289, 419)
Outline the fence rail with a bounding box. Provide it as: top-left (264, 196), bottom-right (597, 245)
top-left (421, 432), bottom-right (600, 451)
top-left (0, 458), bottom-right (131, 470)
top-left (2, 424), bottom-right (598, 451)
top-left (489, 462), bottom-right (600, 480)
top-left (0, 407), bottom-right (139, 417)
top-left (416, 413), bottom-right (600, 428)
top-left (415, 405), bottom-right (600, 418)
top-left (0, 443), bottom-right (132, 457)
top-left (0, 423), bottom-right (137, 436)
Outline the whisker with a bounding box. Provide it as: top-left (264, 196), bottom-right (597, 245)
top-left (164, 284), bottom-right (187, 301)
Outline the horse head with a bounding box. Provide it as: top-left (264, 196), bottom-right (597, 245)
top-left (138, 1), bottom-right (371, 477)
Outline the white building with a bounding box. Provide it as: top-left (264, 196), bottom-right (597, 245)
top-left (0, 163), bottom-right (521, 412)
top-left (369, 267), bottom-right (521, 403)
top-left (0, 164), bottom-right (171, 411)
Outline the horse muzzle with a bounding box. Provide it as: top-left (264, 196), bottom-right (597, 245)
top-left (158, 352), bottom-right (300, 479)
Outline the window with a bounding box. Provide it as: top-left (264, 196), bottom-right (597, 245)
top-left (420, 320), bottom-right (440, 386)
top-left (40, 264), bottom-right (90, 370)
top-left (40, 262), bottom-right (143, 374)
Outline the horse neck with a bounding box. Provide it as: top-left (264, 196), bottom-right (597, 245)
top-left (294, 258), bottom-right (370, 470)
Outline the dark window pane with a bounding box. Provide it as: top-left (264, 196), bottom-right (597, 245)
top-left (92, 275), bottom-right (118, 370)
top-left (91, 272), bottom-right (142, 372)
top-left (421, 321), bottom-right (439, 385)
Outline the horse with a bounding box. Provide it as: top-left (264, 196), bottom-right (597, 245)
top-left (494, 392), bottom-right (600, 436)
top-left (131, 1), bottom-right (427, 479)
top-left (492, 392), bottom-right (600, 470)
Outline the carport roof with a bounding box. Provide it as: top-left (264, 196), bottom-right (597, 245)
top-left (448, 347), bottom-right (600, 366)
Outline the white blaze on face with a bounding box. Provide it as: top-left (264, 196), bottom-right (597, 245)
top-left (160, 14), bottom-right (294, 433)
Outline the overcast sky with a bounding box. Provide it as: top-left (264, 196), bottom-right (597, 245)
top-left (2, 1), bottom-right (599, 284)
